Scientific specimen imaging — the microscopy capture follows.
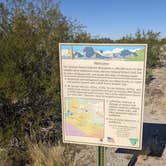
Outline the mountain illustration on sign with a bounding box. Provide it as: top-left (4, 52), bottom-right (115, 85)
top-left (72, 46), bottom-right (143, 60)
top-left (129, 138), bottom-right (138, 145)
top-left (74, 47), bottom-right (95, 58)
top-left (114, 49), bottom-right (137, 58)
top-left (83, 47), bottom-right (94, 57)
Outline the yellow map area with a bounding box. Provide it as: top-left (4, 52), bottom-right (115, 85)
top-left (65, 98), bottom-right (104, 138)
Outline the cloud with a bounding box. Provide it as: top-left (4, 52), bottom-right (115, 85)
top-left (112, 48), bottom-right (123, 53)
top-left (102, 51), bottom-right (114, 56)
top-left (95, 50), bottom-right (114, 57)
top-left (95, 48), bottom-right (123, 57)
top-left (130, 48), bottom-right (140, 52)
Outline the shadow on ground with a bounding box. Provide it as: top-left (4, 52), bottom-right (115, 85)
top-left (115, 123), bottom-right (166, 166)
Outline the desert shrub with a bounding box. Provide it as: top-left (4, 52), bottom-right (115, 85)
top-left (147, 45), bottom-right (161, 68)
top-left (159, 44), bottom-right (166, 63)
top-left (0, 0), bottom-right (88, 145)
top-left (146, 68), bottom-right (153, 84)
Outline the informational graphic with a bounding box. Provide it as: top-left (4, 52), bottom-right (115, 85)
top-left (65, 98), bottom-right (104, 138)
top-left (59, 43), bottom-right (147, 150)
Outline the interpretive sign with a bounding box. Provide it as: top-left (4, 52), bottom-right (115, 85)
top-left (59, 43), bottom-right (147, 150)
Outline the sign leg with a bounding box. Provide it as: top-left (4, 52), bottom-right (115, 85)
top-left (96, 146), bottom-right (107, 166)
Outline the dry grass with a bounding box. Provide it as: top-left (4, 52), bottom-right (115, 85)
top-left (28, 142), bottom-right (76, 166)
top-left (0, 142), bottom-right (77, 166)
top-left (0, 147), bottom-right (8, 166)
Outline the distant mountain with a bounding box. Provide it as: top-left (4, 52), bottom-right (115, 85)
top-left (83, 47), bottom-right (94, 58)
top-left (74, 52), bottom-right (84, 58)
top-left (74, 47), bottom-right (95, 58)
top-left (120, 49), bottom-right (132, 57)
top-left (113, 49), bottom-right (138, 58)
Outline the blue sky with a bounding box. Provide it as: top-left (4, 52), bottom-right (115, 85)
top-left (61, 0), bottom-right (166, 39)
top-left (0, 0), bottom-right (165, 39)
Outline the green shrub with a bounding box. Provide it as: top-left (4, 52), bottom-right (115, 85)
top-left (146, 68), bottom-right (153, 84)
top-left (147, 45), bottom-right (161, 68)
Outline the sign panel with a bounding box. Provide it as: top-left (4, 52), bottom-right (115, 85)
top-left (59, 43), bottom-right (147, 150)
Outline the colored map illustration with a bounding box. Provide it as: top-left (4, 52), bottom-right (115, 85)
top-left (64, 98), bottom-right (104, 138)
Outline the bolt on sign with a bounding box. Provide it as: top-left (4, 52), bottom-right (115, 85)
top-left (59, 43), bottom-right (147, 150)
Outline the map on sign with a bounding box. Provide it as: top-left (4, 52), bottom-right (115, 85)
top-left (64, 98), bottom-right (104, 138)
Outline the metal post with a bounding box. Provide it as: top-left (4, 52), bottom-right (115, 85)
top-left (96, 146), bottom-right (107, 166)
